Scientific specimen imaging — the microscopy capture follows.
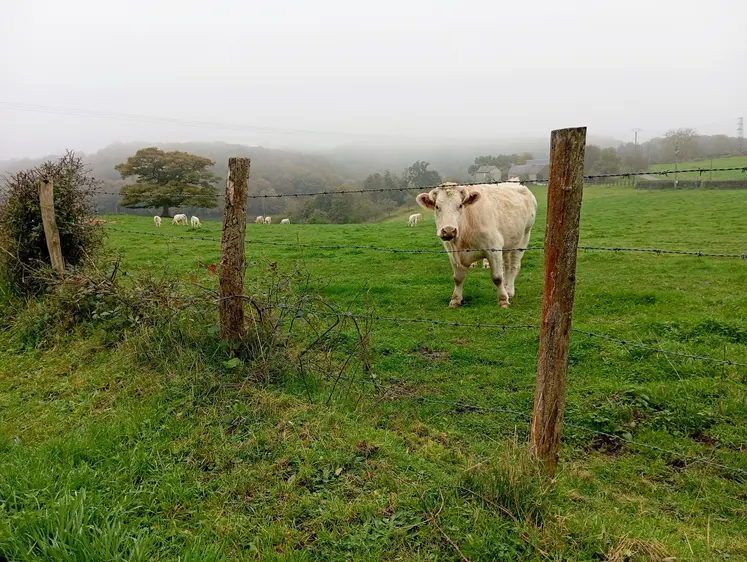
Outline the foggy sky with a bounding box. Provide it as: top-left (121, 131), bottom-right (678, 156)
top-left (2, 0), bottom-right (745, 159)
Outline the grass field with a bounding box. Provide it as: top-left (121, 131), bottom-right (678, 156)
top-left (2, 186), bottom-right (747, 560)
top-left (648, 155), bottom-right (747, 180)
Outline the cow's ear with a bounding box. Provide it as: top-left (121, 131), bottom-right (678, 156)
top-left (463, 190), bottom-right (480, 206)
top-left (416, 192), bottom-right (436, 210)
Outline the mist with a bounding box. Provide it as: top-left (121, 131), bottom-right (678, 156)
top-left (2, 0), bottom-right (746, 160)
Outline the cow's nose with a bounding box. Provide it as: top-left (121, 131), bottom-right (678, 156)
top-left (439, 226), bottom-right (457, 241)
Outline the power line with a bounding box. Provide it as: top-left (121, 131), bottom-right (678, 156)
top-left (0, 101), bottom-right (483, 143)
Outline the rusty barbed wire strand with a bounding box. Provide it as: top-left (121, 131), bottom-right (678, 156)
top-left (103, 227), bottom-right (747, 259)
top-left (88, 166), bottom-right (747, 200)
top-left (266, 305), bottom-right (747, 368)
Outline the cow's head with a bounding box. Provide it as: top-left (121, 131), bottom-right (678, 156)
top-left (416, 186), bottom-right (480, 241)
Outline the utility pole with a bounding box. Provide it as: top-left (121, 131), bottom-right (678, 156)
top-left (633, 128), bottom-right (641, 149)
top-left (738, 117), bottom-right (744, 155)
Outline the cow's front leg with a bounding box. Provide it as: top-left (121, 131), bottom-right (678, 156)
top-left (449, 263), bottom-right (466, 308)
top-left (486, 250), bottom-right (510, 309)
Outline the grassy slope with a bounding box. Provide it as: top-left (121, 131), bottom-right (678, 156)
top-left (2, 186), bottom-right (747, 560)
top-left (648, 155), bottom-right (747, 180)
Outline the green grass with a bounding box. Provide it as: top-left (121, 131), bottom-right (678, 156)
top-left (2, 186), bottom-right (747, 560)
top-left (648, 155), bottom-right (747, 180)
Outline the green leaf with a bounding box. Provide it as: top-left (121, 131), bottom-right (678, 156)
top-left (223, 357), bottom-right (242, 369)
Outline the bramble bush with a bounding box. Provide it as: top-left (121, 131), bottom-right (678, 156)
top-left (0, 151), bottom-right (103, 295)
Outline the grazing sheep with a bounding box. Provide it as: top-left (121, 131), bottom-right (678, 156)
top-left (408, 213), bottom-right (422, 227)
top-left (153, 216), bottom-right (162, 227)
top-left (172, 214), bottom-right (188, 225)
top-left (255, 216), bottom-right (264, 224)
top-left (264, 216), bottom-right (272, 224)
top-left (281, 218), bottom-right (290, 224)
top-left (190, 216), bottom-right (201, 228)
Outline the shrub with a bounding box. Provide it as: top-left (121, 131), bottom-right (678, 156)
top-left (0, 151), bottom-right (103, 295)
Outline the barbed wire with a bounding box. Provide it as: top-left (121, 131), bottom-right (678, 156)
top-left (86, 165), bottom-right (747, 201)
top-left (573, 329), bottom-right (747, 367)
top-left (102, 227), bottom-right (747, 259)
top-left (268, 305), bottom-right (747, 368)
top-left (584, 166), bottom-right (747, 180)
top-left (265, 304), bottom-right (541, 331)
top-left (320, 371), bottom-right (747, 476)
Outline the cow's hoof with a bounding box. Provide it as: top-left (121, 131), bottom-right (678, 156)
top-left (499, 301), bottom-right (510, 309)
top-left (449, 299), bottom-right (462, 308)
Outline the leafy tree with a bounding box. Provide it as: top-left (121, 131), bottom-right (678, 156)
top-left (405, 161), bottom-right (442, 188)
top-left (116, 147), bottom-right (219, 216)
top-left (595, 148), bottom-right (622, 175)
top-left (584, 145), bottom-right (602, 174)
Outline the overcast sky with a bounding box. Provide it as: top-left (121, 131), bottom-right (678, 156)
top-left (1, 0), bottom-right (745, 159)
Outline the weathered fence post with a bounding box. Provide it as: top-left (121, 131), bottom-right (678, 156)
top-left (531, 127), bottom-right (587, 475)
top-left (38, 177), bottom-right (64, 274)
top-left (220, 158), bottom-right (250, 343)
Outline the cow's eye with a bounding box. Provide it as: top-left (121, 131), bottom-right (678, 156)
top-left (435, 205), bottom-right (440, 211)
top-left (458, 204), bottom-right (463, 209)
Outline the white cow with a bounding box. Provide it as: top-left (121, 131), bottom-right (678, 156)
top-left (190, 216), bottom-right (201, 228)
top-left (172, 214), bottom-right (188, 225)
top-left (153, 216), bottom-right (162, 227)
top-left (508, 176), bottom-right (521, 183)
top-left (281, 218), bottom-right (291, 224)
top-left (255, 216), bottom-right (264, 224)
top-left (416, 182), bottom-right (536, 309)
top-left (408, 213), bottom-right (422, 227)
top-left (264, 216), bottom-right (272, 224)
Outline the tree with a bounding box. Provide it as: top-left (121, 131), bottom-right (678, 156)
top-left (584, 145), bottom-right (602, 174)
top-left (116, 147), bottom-right (219, 216)
top-left (595, 148), bottom-right (622, 175)
top-left (663, 128), bottom-right (697, 163)
top-left (405, 161), bottom-right (442, 188)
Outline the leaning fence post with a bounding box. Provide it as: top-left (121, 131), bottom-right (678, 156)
top-left (530, 126), bottom-right (587, 475)
top-left (220, 157), bottom-right (250, 343)
top-left (38, 177), bottom-right (64, 274)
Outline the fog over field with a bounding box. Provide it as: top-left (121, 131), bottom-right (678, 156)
top-left (2, 0), bottom-right (745, 160)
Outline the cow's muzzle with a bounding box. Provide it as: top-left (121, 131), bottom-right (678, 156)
top-left (439, 226), bottom-right (457, 241)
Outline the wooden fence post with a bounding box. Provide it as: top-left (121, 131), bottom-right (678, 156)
top-left (220, 157), bottom-right (250, 343)
top-left (530, 127), bottom-right (587, 475)
top-left (38, 177), bottom-right (64, 274)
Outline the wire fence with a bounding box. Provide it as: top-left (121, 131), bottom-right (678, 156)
top-left (89, 165), bottom-right (747, 200)
top-left (97, 162), bottom-right (747, 478)
top-left (104, 227), bottom-right (747, 259)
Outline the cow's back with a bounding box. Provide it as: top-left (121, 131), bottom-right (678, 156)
top-left (461, 183), bottom-right (537, 247)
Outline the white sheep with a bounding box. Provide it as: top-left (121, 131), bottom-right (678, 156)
top-left (153, 216), bottom-right (162, 227)
top-left (255, 216), bottom-right (264, 224)
top-left (190, 216), bottom-right (201, 229)
top-left (281, 218), bottom-right (290, 224)
top-left (172, 214), bottom-right (188, 225)
top-left (264, 216), bottom-right (272, 224)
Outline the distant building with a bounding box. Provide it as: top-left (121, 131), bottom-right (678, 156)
top-left (508, 159), bottom-right (550, 181)
top-left (474, 165), bottom-right (502, 183)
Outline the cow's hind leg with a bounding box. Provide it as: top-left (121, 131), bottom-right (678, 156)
top-left (504, 250), bottom-right (523, 298)
top-left (449, 264), bottom-right (466, 308)
top-left (486, 250), bottom-right (510, 309)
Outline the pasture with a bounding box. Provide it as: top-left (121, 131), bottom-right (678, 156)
top-left (1, 186), bottom-right (746, 560)
top-left (648, 155), bottom-right (747, 180)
